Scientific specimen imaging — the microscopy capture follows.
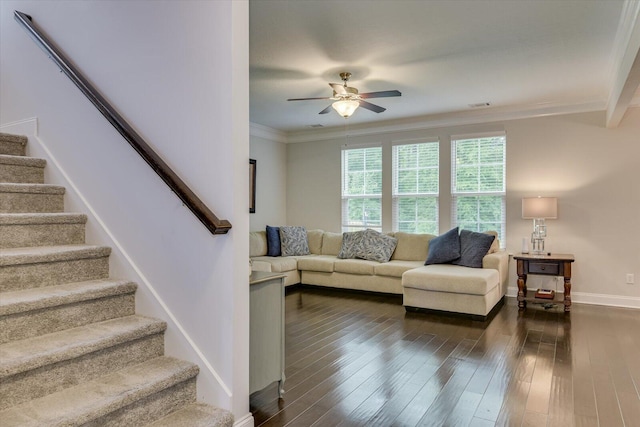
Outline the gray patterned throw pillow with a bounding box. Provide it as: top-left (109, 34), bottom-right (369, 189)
top-left (361, 229), bottom-right (398, 262)
top-left (338, 229), bottom-right (398, 262)
top-left (279, 226), bottom-right (310, 256)
top-left (337, 230), bottom-right (367, 259)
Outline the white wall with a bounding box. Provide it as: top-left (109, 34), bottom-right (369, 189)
top-left (0, 0), bottom-right (251, 422)
top-left (286, 110), bottom-right (640, 307)
top-left (249, 133), bottom-right (287, 231)
top-left (287, 136), bottom-right (343, 231)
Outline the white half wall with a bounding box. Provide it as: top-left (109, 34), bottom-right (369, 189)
top-left (1, 0), bottom-right (251, 421)
top-left (286, 109), bottom-right (640, 305)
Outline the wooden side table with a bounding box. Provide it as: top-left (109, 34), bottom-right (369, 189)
top-left (513, 253), bottom-right (575, 312)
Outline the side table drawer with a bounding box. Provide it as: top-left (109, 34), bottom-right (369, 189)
top-left (529, 262), bottom-right (559, 275)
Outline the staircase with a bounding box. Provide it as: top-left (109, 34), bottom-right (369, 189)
top-left (0, 133), bottom-right (233, 426)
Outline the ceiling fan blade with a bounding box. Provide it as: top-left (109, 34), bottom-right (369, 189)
top-left (359, 90), bottom-right (402, 99)
top-left (329, 83), bottom-right (348, 95)
top-left (358, 100), bottom-right (386, 113)
top-left (287, 97), bottom-right (331, 101)
top-left (319, 105), bottom-right (333, 114)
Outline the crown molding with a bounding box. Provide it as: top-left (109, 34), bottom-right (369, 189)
top-left (249, 122), bottom-right (287, 143)
top-left (284, 100), bottom-right (605, 144)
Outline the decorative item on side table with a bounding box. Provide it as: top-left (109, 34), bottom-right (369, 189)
top-left (522, 197), bottom-right (557, 254)
top-left (534, 288), bottom-right (555, 299)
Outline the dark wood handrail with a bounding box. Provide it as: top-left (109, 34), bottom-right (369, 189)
top-left (14, 11), bottom-right (232, 235)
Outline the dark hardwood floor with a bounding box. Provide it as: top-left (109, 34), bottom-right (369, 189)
top-left (250, 286), bottom-right (640, 427)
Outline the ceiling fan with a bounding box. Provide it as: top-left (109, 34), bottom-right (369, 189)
top-left (287, 72), bottom-right (401, 118)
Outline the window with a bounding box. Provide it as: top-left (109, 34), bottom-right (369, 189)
top-left (341, 146), bottom-right (382, 232)
top-left (392, 142), bottom-right (439, 234)
top-left (451, 134), bottom-right (506, 243)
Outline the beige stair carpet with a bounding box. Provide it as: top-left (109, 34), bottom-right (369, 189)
top-left (0, 132), bottom-right (233, 426)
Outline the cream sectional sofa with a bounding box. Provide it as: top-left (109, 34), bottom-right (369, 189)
top-left (249, 229), bottom-right (509, 318)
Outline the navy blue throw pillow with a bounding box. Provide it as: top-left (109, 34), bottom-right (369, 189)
top-left (452, 229), bottom-right (496, 268)
top-left (266, 226), bottom-right (281, 257)
top-left (425, 227), bottom-right (461, 265)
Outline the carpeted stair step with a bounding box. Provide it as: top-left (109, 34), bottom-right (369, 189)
top-left (0, 213), bottom-right (87, 248)
top-left (0, 132), bottom-right (229, 425)
top-left (0, 315), bottom-right (166, 411)
top-left (0, 183), bottom-right (65, 213)
top-left (0, 244), bottom-right (111, 292)
top-left (0, 356), bottom-right (199, 426)
top-left (0, 279), bottom-right (137, 344)
top-left (0, 133), bottom-right (27, 156)
top-left (147, 402), bottom-right (234, 427)
top-left (0, 154), bottom-right (46, 184)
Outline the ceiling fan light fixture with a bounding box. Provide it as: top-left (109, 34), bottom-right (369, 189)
top-left (287, 72), bottom-right (401, 116)
top-left (332, 100), bottom-right (359, 118)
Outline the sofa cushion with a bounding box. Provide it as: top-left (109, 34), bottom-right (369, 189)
top-left (361, 229), bottom-right (398, 262)
top-left (338, 230), bottom-right (367, 259)
top-left (266, 225), bottom-right (281, 257)
top-left (249, 231), bottom-right (267, 257)
top-left (391, 232), bottom-right (434, 261)
top-left (251, 256), bottom-right (298, 273)
top-left (280, 226), bottom-right (310, 256)
top-left (425, 227), bottom-right (460, 265)
top-left (307, 229), bottom-right (324, 255)
top-left (334, 259), bottom-right (379, 275)
top-left (322, 232), bottom-right (343, 256)
top-left (403, 264), bottom-right (499, 295)
top-left (297, 255), bottom-right (335, 272)
top-left (251, 260), bottom-right (272, 272)
top-left (374, 260), bottom-right (424, 278)
top-left (452, 230), bottom-right (496, 268)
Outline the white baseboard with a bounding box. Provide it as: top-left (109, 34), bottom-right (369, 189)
top-left (234, 413), bottom-right (255, 427)
top-left (507, 286), bottom-right (640, 309)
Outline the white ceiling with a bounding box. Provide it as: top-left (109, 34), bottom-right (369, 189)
top-left (249, 0), bottom-right (640, 134)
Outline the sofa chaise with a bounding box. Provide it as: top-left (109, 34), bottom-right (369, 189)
top-left (249, 229), bottom-right (509, 318)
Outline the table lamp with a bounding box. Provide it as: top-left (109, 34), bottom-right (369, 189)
top-left (522, 197), bottom-right (557, 255)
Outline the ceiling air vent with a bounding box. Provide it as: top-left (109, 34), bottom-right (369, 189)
top-left (469, 102), bottom-right (491, 108)
top-left (307, 124), bottom-right (324, 128)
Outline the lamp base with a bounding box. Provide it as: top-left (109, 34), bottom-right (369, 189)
top-left (531, 235), bottom-right (545, 254)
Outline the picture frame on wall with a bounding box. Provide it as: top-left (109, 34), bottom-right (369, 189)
top-left (250, 159), bottom-right (256, 213)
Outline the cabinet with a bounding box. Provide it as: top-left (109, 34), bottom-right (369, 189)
top-left (249, 271), bottom-right (285, 397)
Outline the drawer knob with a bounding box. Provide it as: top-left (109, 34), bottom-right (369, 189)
top-left (541, 266), bottom-right (546, 270)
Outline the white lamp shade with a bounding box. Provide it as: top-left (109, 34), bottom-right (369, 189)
top-left (332, 100), bottom-right (359, 118)
top-left (522, 197), bottom-right (557, 219)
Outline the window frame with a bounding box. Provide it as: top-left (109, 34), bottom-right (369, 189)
top-left (392, 139), bottom-right (440, 235)
top-left (450, 132), bottom-right (506, 245)
top-left (341, 145), bottom-right (383, 232)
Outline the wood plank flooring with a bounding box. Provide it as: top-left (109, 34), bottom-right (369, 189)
top-left (250, 286), bottom-right (640, 427)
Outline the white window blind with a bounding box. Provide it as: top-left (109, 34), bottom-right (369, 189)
top-left (451, 134), bottom-right (506, 244)
top-left (392, 142), bottom-right (439, 234)
top-left (341, 146), bottom-right (382, 232)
